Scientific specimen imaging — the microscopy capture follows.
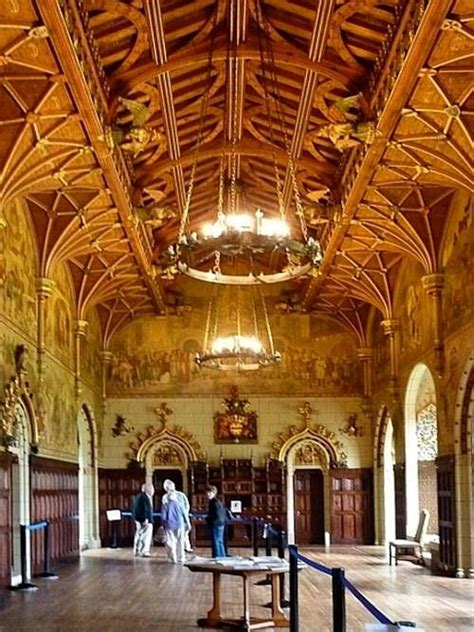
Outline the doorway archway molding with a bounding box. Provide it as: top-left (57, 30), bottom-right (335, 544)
top-left (271, 421), bottom-right (347, 545)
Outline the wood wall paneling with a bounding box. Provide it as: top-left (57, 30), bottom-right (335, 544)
top-left (99, 469), bottom-right (145, 546)
top-left (0, 453), bottom-right (12, 587)
top-left (330, 468), bottom-right (374, 544)
top-left (436, 455), bottom-right (456, 575)
top-left (30, 457), bottom-right (79, 572)
top-left (394, 464), bottom-right (407, 539)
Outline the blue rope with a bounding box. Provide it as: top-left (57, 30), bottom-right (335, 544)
top-left (291, 549), bottom-right (332, 576)
top-left (26, 521), bottom-right (48, 532)
top-left (343, 577), bottom-right (393, 625)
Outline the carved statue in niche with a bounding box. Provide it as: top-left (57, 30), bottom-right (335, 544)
top-left (339, 413), bottom-right (364, 438)
top-left (294, 442), bottom-right (325, 467)
top-left (152, 443), bottom-right (183, 466)
top-left (14, 344), bottom-right (28, 377)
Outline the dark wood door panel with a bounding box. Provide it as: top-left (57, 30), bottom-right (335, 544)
top-left (0, 454), bottom-right (12, 586)
top-left (331, 468), bottom-right (374, 544)
top-left (294, 469), bottom-right (324, 545)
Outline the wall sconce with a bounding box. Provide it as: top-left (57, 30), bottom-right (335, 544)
top-left (339, 413), bottom-right (364, 438)
top-left (112, 414), bottom-right (134, 438)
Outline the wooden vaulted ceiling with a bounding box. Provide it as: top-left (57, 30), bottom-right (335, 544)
top-left (0, 0), bottom-right (472, 346)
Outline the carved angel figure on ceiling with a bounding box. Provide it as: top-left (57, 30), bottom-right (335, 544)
top-left (133, 205), bottom-right (176, 229)
top-left (315, 121), bottom-right (375, 152)
top-left (105, 97), bottom-right (161, 157)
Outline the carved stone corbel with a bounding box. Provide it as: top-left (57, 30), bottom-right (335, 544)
top-left (422, 273), bottom-right (445, 377)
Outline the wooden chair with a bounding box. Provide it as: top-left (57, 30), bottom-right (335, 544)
top-left (389, 509), bottom-right (430, 566)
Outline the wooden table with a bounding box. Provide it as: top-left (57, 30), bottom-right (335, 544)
top-left (186, 560), bottom-right (289, 631)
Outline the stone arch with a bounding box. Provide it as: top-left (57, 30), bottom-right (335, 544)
top-left (453, 352), bottom-right (474, 577)
top-left (404, 363), bottom-right (438, 537)
top-left (0, 376), bottom-right (40, 449)
top-left (273, 426), bottom-right (345, 545)
top-left (77, 403), bottom-right (100, 549)
top-left (127, 422), bottom-right (204, 494)
top-left (455, 353), bottom-right (474, 456)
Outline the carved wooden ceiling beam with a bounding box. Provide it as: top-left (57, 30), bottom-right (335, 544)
top-left (146, 0), bottom-right (186, 213)
top-left (304, 0), bottom-right (453, 308)
top-left (281, 0), bottom-right (335, 209)
top-left (37, 0), bottom-right (165, 314)
top-left (111, 33), bottom-right (361, 96)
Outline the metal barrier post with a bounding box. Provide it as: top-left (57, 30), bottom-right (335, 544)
top-left (265, 523), bottom-right (272, 556)
top-left (252, 517), bottom-right (259, 557)
top-left (278, 530), bottom-right (290, 608)
top-left (289, 544), bottom-right (299, 632)
top-left (10, 525), bottom-right (38, 591)
top-left (110, 520), bottom-right (119, 548)
top-left (36, 521), bottom-right (58, 579)
top-left (332, 567), bottom-right (346, 632)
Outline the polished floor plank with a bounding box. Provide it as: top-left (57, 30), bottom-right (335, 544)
top-left (0, 546), bottom-right (472, 631)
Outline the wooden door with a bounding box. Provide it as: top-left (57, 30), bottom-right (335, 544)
top-left (294, 469), bottom-right (324, 545)
top-left (393, 464), bottom-right (406, 539)
top-left (153, 469), bottom-right (183, 510)
top-left (331, 469), bottom-right (374, 544)
top-left (436, 455), bottom-right (456, 575)
top-left (0, 454), bottom-right (12, 587)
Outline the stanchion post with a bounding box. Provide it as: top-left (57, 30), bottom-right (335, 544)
top-left (36, 521), bottom-right (58, 579)
top-left (252, 517), bottom-right (259, 557)
top-left (278, 530), bottom-right (290, 608)
top-left (10, 524), bottom-right (38, 591)
top-left (265, 523), bottom-right (272, 556)
top-left (332, 567), bottom-right (346, 632)
top-left (289, 544), bottom-right (299, 632)
top-left (110, 520), bottom-right (119, 548)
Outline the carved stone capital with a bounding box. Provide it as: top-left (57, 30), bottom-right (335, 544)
top-left (422, 273), bottom-right (444, 296)
top-left (381, 319), bottom-right (398, 336)
top-left (357, 347), bottom-right (373, 362)
top-left (35, 277), bottom-right (55, 299)
top-left (99, 350), bottom-right (113, 366)
top-left (74, 319), bottom-right (88, 337)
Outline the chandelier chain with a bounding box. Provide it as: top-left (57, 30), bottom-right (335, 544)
top-left (178, 7), bottom-right (218, 242)
top-left (256, 2), bottom-right (309, 240)
top-left (261, 289), bottom-right (276, 355)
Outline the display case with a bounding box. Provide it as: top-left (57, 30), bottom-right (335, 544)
top-left (189, 458), bottom-right (286, 546)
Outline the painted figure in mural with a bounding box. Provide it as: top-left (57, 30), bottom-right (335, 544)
top-left (132, 483), bottom-right (154, 557)
top-left (161, 479), bottom-right (193, 553)
top-left (160, 489), bottom-right (191, 564)
top-left (206, 485), bottom-right (227, 558)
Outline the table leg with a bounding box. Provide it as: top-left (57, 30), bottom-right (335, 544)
top-left (243, 574), bottom-right (251, 627)
top-left (198, 572), bottom-right (222, 627)
top-left (270, 574), bottom-right (288, 627)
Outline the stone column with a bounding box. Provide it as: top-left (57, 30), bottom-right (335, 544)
top-left (422, 273), bottom-right (444, 377)
top-left (35, 277), bottom-right (54, 429)
top-left (381, 319), bottom-right (399, 400)
top-left (99, 350), bottom-right (112, 410)
top-left (286, 467), bottom-right (295, 545)
top-left (73, 320), bottom-right (88, 400)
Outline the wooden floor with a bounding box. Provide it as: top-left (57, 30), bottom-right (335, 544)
top-left (0, 546), bottom-right (472, 631)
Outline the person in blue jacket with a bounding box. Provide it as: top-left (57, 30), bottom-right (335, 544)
top-left (161, 490), bottom-right (191, 564)
top-left (132, 483), bottom-right (154, 557)
top-left (206, 485), bottom-right (227, 558)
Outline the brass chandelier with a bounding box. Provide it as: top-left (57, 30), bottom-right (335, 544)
top-left (195, 286), bottom-right (281, 371)
top-left (155, 1), bottom-right (323, 286)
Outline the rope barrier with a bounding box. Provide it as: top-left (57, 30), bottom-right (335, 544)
top-left (10, 521), bottom-right (58, 592)
top-left (343, 577), bottom-right (393, 625)
top-left (288, 545), bottom-right (399, 631)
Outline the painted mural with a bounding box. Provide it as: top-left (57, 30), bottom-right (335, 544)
top-left (107, 312), bottom-right (363, 397)
top-left (41, 360), bottom-right (77, 454)
top-left (45, 262), bottom-right (74, 368)
top-left (442, 191), bottom-right (473, 337)
top-left (80, 307), bottom-right (102, 385)
top-left (0, 199), bottom-right (37, 329)
top-left (395, 259), bottom-right (431, 368)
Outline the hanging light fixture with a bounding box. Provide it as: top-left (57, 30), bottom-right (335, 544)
top-left (195, 286), bottom-right (281, 371)
top-left (154, 1), bottom-right (323, 285)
